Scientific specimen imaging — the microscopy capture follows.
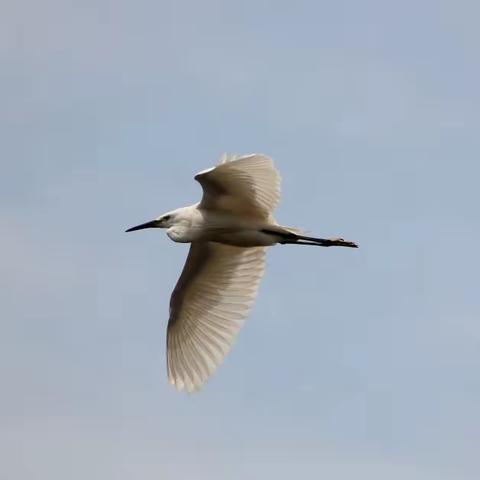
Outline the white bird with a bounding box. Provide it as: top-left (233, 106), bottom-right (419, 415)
top-left (126, 154), bottom-right (357, 392)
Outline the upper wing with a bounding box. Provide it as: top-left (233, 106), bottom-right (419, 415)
top-left (167, 242), bottom-right (266, 392)
top-left (195, 154), bottom-right (281, 220)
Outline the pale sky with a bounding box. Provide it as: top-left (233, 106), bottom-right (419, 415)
top-left (2, 1), bottom-right (480, 479)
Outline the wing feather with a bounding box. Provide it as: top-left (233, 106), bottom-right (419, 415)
top-left (195, 154), bottom-right (281, 219)
top-left (167, 242), bottom-right (266, 392)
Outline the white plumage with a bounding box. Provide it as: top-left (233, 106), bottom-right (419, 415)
top-left (126, 154), bottom-right (357, 392)
top-left (167, 242), bottom-right (266, 392)
top-left (195, 154), bottom-right (281, 219)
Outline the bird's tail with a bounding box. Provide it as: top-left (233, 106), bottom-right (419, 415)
top-left (261, 226), bottom-right (358, 248)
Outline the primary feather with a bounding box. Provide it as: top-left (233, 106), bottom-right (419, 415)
top-left (195, 154), bottom-right (281, 219)
top-left (167, 242), bottom-right (266, 392)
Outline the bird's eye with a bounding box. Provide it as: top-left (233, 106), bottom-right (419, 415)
top-left (163, 215), bottom-right (171, 221)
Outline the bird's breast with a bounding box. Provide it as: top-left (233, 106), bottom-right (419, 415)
top-left (166, 226), bottom-right (196, 243)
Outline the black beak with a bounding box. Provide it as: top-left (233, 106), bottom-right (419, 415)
top-left (125, 219), bottom-right (161, 232)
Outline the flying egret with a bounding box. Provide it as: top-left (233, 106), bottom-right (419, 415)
top-left (126, 154), bottom-right (357, 392)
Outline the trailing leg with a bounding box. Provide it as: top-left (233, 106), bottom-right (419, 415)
top-left (260, 228), bottom-right (358, 248)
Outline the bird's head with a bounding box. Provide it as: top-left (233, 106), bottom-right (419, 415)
top-left (125, 211), bottom-right (176, 232)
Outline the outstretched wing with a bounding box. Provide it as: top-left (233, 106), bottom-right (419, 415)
top-left (195, 154), bottom-right (281, 219)
top-left (167, 241), bottom-right (266, 392)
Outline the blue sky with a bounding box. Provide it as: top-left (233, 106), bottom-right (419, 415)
top-left (2, 1), bottom-right (480, 478)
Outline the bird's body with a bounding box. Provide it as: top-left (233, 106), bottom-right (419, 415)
top-left (127, 154), bottom-right (357, 392)
top-left (165, 206), bottom-right (282, 246)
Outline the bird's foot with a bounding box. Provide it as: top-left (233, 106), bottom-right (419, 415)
top-left (327, 237), bottom-right (358, 248)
